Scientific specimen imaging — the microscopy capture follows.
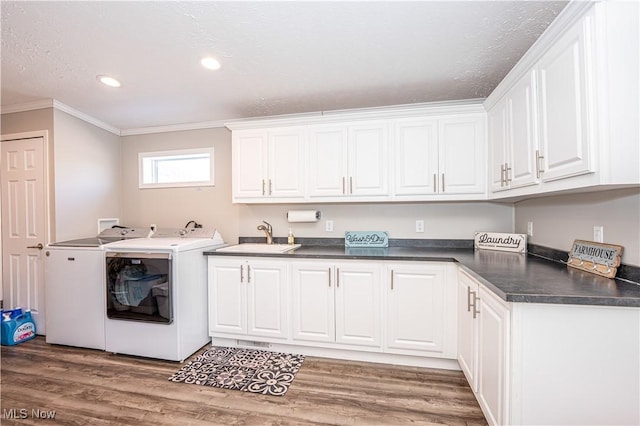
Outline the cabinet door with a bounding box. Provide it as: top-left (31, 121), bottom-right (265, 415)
top-left (348, 123), bottom-right (389, 196)
top-left (439, 117), bottom-right (486, 194)
top-left (308, 126), bottom-right (349, 197)
top-left (385, 264), bottom-right (446, 354)
top-left (268, 129), bottom-right (306, 198)
top-left (508, 70), bottom-right (539, 189)
top-left (488, 99), bottom-right (509, 192)
top-left (477, 287), bottom-right (511, 426)
top-left (291, 263), bottom-right (335, 343)
top-left (232, 131), bottom-right (268, 199)
top-left (393, 119), bottom-right (439, 195)
top-left (537, 14), bottom-right (593, 182)
top-left (208, 258), bottom-right (246, 335)
top-left (335, 263), bottom-right (382, 347)
top-left (457, 270), bottom-right (479, 392)
top-left (246, 261), bottom-right (288, 339)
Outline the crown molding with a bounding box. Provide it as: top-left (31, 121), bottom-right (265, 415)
top-left (3, 98), bottom-right (486, 136)
top-left (51, 100), bottom-right (121, 136)
top-left (225, 99), bottom-right (487, 131)
top-left (1, 98), bottom-right (121, 136)
top-left (120, 119), bottom-right (228, 136)
top-left (1, 99), bottom-right (54, 114)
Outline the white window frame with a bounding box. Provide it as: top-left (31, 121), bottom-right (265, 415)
top-left (138, 147), bottom-right (215, 189)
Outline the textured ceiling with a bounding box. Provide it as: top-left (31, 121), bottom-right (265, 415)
top-left (1, 1), bottom-right (567, 131)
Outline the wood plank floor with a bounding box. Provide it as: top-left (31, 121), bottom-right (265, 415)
top-left (1, 337), bottom-right (487, 425)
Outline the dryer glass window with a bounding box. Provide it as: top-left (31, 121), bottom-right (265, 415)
top-left (106, 253), bottom-right (172, 324)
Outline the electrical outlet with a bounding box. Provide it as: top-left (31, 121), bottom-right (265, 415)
top-left (326, 220), bottom-right (334, 232)
top-left (415, 220), bottom-right (424, 233)
top-left (593, 226), bottom-right (604, 243)
top-left (527, 221), bottom-right (534, 237)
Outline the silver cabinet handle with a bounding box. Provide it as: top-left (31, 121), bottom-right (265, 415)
top-left (328, 268), bottom-right (332, 287)
top-left (261, 179), bottom-right (266, 196)
top-left (336, 268), bottom-right (340, 288)
top-left (505, 163), bottom-right (512, 183)
top-left (536, 150), bottom-right (544, 179)
top-left (470, 291), bottom-right (480, 319)
top-left (27, 243), bottom-right (44, 250)
top-left (247, 265), bottom-right (251, 283)
top-left (390, 270), bottom-right (394, 290)
top-left (240, 265), bottom-right (244, 283)
top-left (349, 176), bottom-right (353, 194)
top-left (269, 179), bottom-right (273, 195)
top-left (500, 164), bottom-right (506, 187)
top-left (467, 286), bottom-right (473, 312)
top-left (342, 177), bottom-right (346, 195)
top-left (441, 173), bottom-right (445, 192)
top-left (433, 174), bottom-right (437, 193)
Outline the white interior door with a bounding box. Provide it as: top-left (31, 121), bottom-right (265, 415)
top-left (1, 135), bottom-right (47, 333)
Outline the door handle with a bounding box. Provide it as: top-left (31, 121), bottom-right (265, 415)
top-left (27, 243), bottom-right (44, 250)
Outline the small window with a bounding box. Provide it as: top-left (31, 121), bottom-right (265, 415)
top-left (138, 148), bottom-right (214, 189)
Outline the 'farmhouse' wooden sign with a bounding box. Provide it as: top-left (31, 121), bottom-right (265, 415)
top-left (567, 240), bottom-right (623, 278)
top-left (474, 232), bottom-right (527, 253)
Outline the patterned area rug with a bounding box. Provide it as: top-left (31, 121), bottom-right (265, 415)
top-left (168, 346), bottom-right (304, 396)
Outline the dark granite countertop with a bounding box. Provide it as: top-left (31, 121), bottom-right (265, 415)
top-left (204, 243), bottom-right (640, 308)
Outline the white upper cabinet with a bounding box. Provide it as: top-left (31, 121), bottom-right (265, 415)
top-left (308, 121), bottom-right (389, 200)
top-left (486, 1), bottom-right (639, 199)
top-left (537, 14), bottom-right (593, 182)
top-left (232, 127), bottom-right (305, 202)
top-left (307, 126), bottom-right (348, 197)
top-left (438, 116), bottom-right (486, 195)
top-left (489, 70), bottom-right (539, 192)
top-left (393, 114), bottom-right (486, 199)
top-left (228, 106), bottom-right (487, 204)
top-left (393, 119), bottom-right (439, 195)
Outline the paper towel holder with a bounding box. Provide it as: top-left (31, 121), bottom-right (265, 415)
top-left (287, 210), bottom-right (321, 223)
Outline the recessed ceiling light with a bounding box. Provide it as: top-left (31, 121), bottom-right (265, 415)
top-left (201, 57), bottom-right (221, 70)
top-left (97, 75), bottom-right (121, 88)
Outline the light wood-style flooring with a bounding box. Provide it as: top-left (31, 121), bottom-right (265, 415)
top-left (1, 337), bottom-right (487, 425)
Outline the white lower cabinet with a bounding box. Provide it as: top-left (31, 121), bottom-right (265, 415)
top-left (385, 262), bottom-right (457, 358)
top-left (458, 268), bottom-right (510, 426)
top-left (208, 257), bottom-right (289, 340)
top-left (458, 268), bottom-right (640, 426)
top-left (291, 261), bottom-right (382, 349)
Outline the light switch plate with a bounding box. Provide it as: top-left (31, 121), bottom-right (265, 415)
top-left (326, 220), bottom-right (334, 232)
top-left (593, 226), bottom-right (604, 243)
top-left (415, 220), bottom-right (424, 233)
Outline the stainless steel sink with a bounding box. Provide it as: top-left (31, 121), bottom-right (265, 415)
top-left (216, 243), bottom-right (301, 254)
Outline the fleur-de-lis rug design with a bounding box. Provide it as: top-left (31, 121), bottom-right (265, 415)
top-left (168, 346), bottom-right (305, 396)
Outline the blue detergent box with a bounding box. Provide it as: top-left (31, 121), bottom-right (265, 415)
top-left (1, 308), bottom-right (37, 346)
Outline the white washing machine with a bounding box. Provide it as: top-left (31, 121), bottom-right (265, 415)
top-left (103, 228), bottom-right (224, 361)
top-left (44, 227), bottom-right (150, 350)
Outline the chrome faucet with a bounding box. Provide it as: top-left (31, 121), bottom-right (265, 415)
top-left (257, 221), bottom-right (274, 244)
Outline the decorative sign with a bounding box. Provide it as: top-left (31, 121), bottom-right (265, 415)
top-left (567, 240), bottom-right (623, 279)
top-left (345, 231), bottom-right (389, 248)
top-left (474, 232), bottom-right (527, 253)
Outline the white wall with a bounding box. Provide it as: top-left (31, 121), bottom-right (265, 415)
top-left (238, 202), bottom-right (514, 243)
top-left (515, 188), bottom-right (640, 266)
top-left (52, 109), bottom-right (121, 241)
top-left (120, 127), bottom-right (239, 243)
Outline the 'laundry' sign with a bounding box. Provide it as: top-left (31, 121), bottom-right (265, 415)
top-left (474, 232), bottom-right (527, 253)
